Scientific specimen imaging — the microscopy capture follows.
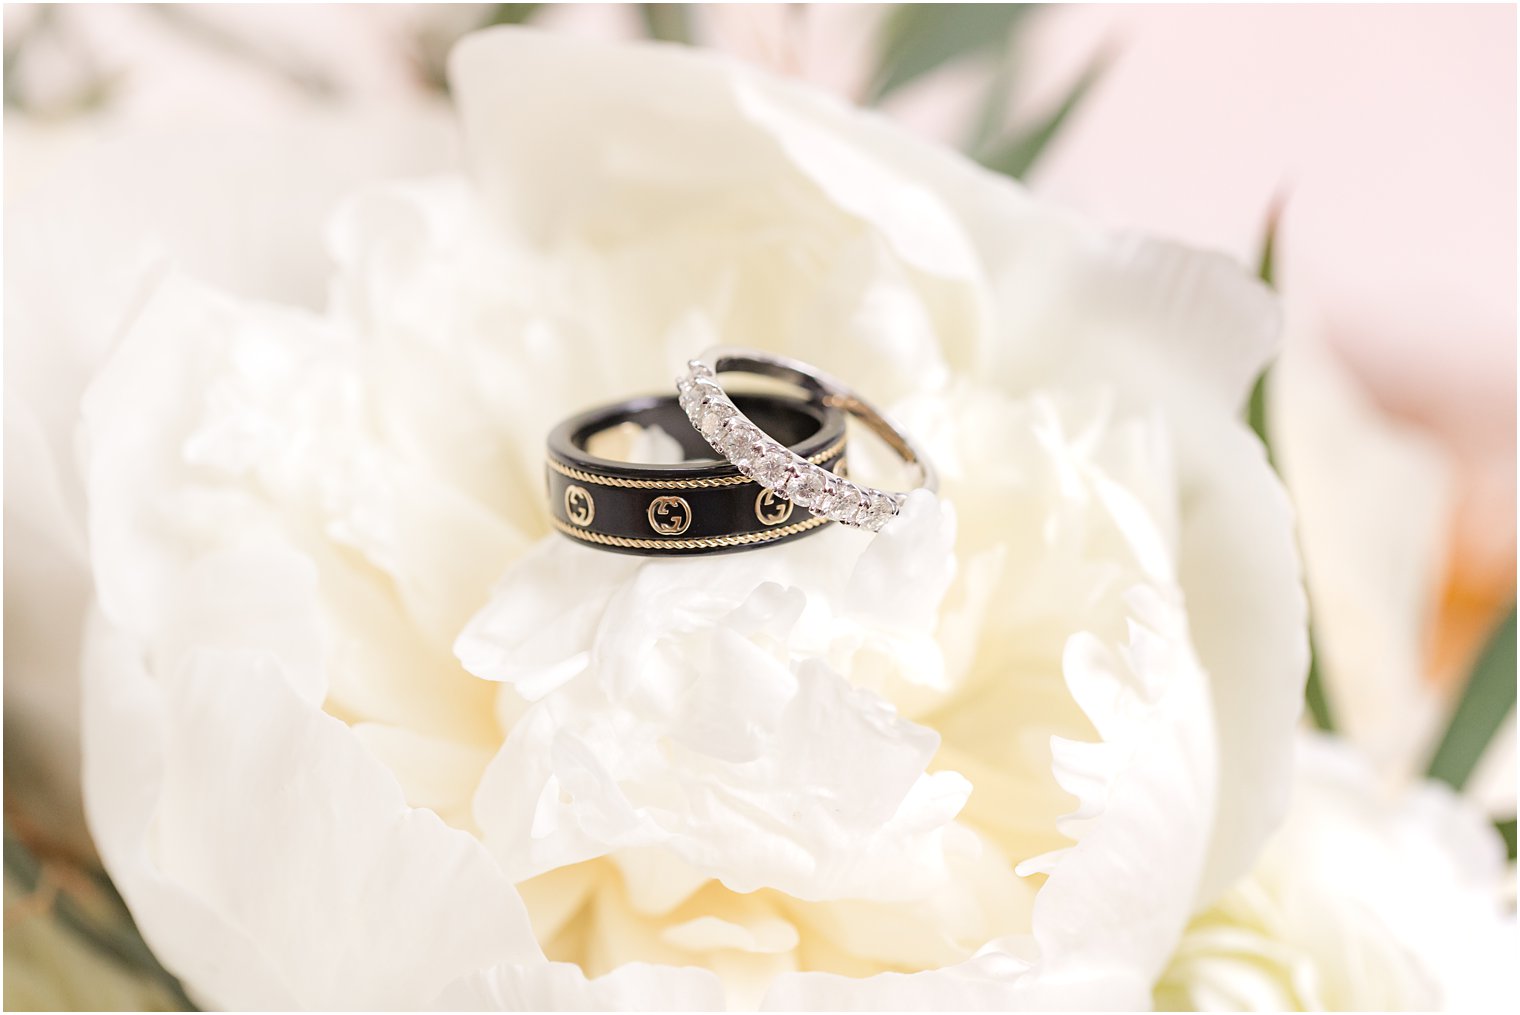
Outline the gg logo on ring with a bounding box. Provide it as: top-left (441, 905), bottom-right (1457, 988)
top-left (647, 495), bottom-right (692, 536)
top-left (564, 485), bottom-right (595, 527)
top-left (754, 488), bottom-right (794, 526)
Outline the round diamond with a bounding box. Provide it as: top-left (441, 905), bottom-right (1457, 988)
top-left (864, 491), bottom-right (898, 531)
top-left (718, 419), bottom-right (761, 463)
top-left (776, 467), bottom-right (805, 502)
top-left (717, 417), bottom-right (752, 448)
top-left (838, 484), bottom-right (871, 526)
top-left (790, 467), bottom-right (826, 507)
top-left (698, 402), bottom-right (737, 441)
top-left (730, 445), bottom-right (760, 471)
top-left (752, 447), bottom-right (790, 486)
top-left (812, 474), bottom-right (843, 516)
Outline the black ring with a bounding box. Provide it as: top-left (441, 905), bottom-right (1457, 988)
top-left (545, 393), bottom-right (848, 556)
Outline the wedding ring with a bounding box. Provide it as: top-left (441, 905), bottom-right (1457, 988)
top-left (546, 392), bottom-right (847, 555)
top-left (677, 348), bottom-right (936, 533)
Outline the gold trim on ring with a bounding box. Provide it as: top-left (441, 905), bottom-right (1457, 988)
top-left (549, 513), bottom-right (829, 551)
top-left (547, 437), bottom-right (845, 491)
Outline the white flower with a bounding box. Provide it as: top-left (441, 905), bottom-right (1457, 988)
top-left (1270, 324), bottom-right (1454, 782)
top-left (70, 27), bottom-right (1303, 1009)
top-left (1146, 321), bottom-right (1518, 1013)
top-left (1157, 732), bottom-right (1517, 1011)
top-left (3, 99), bottom-right (455, 853)
top-left (1271, 324), bottom-right (1514, 821)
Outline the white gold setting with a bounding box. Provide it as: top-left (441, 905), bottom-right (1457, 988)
top-left (677, 349), bottom-right (935, 533)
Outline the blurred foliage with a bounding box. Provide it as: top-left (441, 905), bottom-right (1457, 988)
top-left (866, 4), bottom-right (1035, 105)
top-left (415, 5), bottom-right (545, 93)
top-left (963, 42), bottom-right (1016, 155)
top-left (2, 5), bottom-right (118, 117)
top-left (4, 818), bottom-right (196, 1011)
top-left (975, 49), bottom-right (1106, 180)
top-left (483, 3), bottom-right (543, 27)
top-left (640, 4), bottom-right (696, 45)
top-left (1426, 606), bottom-right (1517, 794)
top-left (145, 5), bottom-right (336, 98)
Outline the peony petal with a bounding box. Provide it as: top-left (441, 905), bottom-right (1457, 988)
top-left (454, 537), bottom-right (641, 698)
top-left (1021, 586), bottom-right (1217, 996)
top-left (82, 616), bottom-right (298, 1011)
top-left (467, 522), bottom-right (977, 902)
top-left (1272, 330), bottom-right (1452, 779)
top-left (85, 616), bottom-right (542, 1010)
top-left (448, 28), bottom-right (981, 398)
top-left (1173, 417), bottom-right (1308, 902)
top-left (760, 949), bottom-right (1151, 1011)
top-left (152, 539), bottom-right (327, 705)
top-left (431, 959), bottom-right (726, 1011)
top-left (350, 721), bottom-right (496, 833)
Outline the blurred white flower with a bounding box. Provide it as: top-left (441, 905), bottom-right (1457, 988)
top-left (1271, 322), bottom-right (1515, 820)
top-left (3, 101), bottom-right (455, 857)
top-left (65, 27), bottom-right (1304, 1009)
top-left (1157, 732), bottom-right (1516, 1011)
top-left (1271, 328), bottom-right (1454, 782)
top-left (1153, 308), bottom-right (1516, 1012)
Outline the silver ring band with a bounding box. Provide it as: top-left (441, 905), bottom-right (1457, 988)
top-left (676, 347), bottom-right (936, 533)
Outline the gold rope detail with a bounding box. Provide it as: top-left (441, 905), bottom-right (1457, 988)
top-left (549, 513), bottom-right (830, 551)
top-left (546, 437), bottom-right (845, 490)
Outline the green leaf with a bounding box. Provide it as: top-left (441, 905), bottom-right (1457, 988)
top-left (866, 4), bottom-right (1035, 106)
top-left (1255, 199), bottom-right (1280, 288)
top-left (1302, 636), bottom-right (1336, 732)
top-left (640, 4), bottom-right (695, 45)
top-left (1243, 201), bottom-right (1336, 733)
top-left (1489, 814), bottom-right (1513, 856)
top-left (977, 49), bottom-right (1105, 180)
top-left (1496, 817), bottom-right (1517, 861)
top-left (1245, 196), bottom-right (1284, 456)
top-left (963, 44), bottom-right (1017, 154)
top-left (4, 825), bottom-right (197, 1010)
top-left (3, 7), bottom-right (119, 116)
top-left (482, 4), bottom-right (542, 26)
top-left (1427, 605), bottom-right (1517, 791)
top-left (415, 4), bottom-right (542, 94)
top-left (1246, 370), bottom-right (1272, 454)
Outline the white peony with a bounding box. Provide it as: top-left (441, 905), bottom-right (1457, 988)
top-left (1157, 732), bottom-right (1517, 1011)
top-left (3, 100), bottom-right (455, 854)
top-left (70, 27), bottom-right (1307, 1009)
top-left (1270, 308), bottom-right (1454, 784)
top-left (1147, 323), bottom-right (1517, 1013)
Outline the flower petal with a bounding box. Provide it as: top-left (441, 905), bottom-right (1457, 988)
top-left (83, 615), bottom-right (541, 1010)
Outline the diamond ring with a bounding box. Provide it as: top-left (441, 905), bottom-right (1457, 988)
top-left (546, 391), bottom-right (847, 555)
top-left (677, 348), bottom-right (936, 533)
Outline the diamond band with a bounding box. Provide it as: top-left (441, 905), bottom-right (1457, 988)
top-left (677, 349), bottom-right (935, 534)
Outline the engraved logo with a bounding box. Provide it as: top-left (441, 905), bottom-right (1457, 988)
top-left (647, 495), bottom-right (692, 536)
top-left (755, 488), bottom-right (794, 526)
top-left (564, 485), bottom-right (595, 527)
